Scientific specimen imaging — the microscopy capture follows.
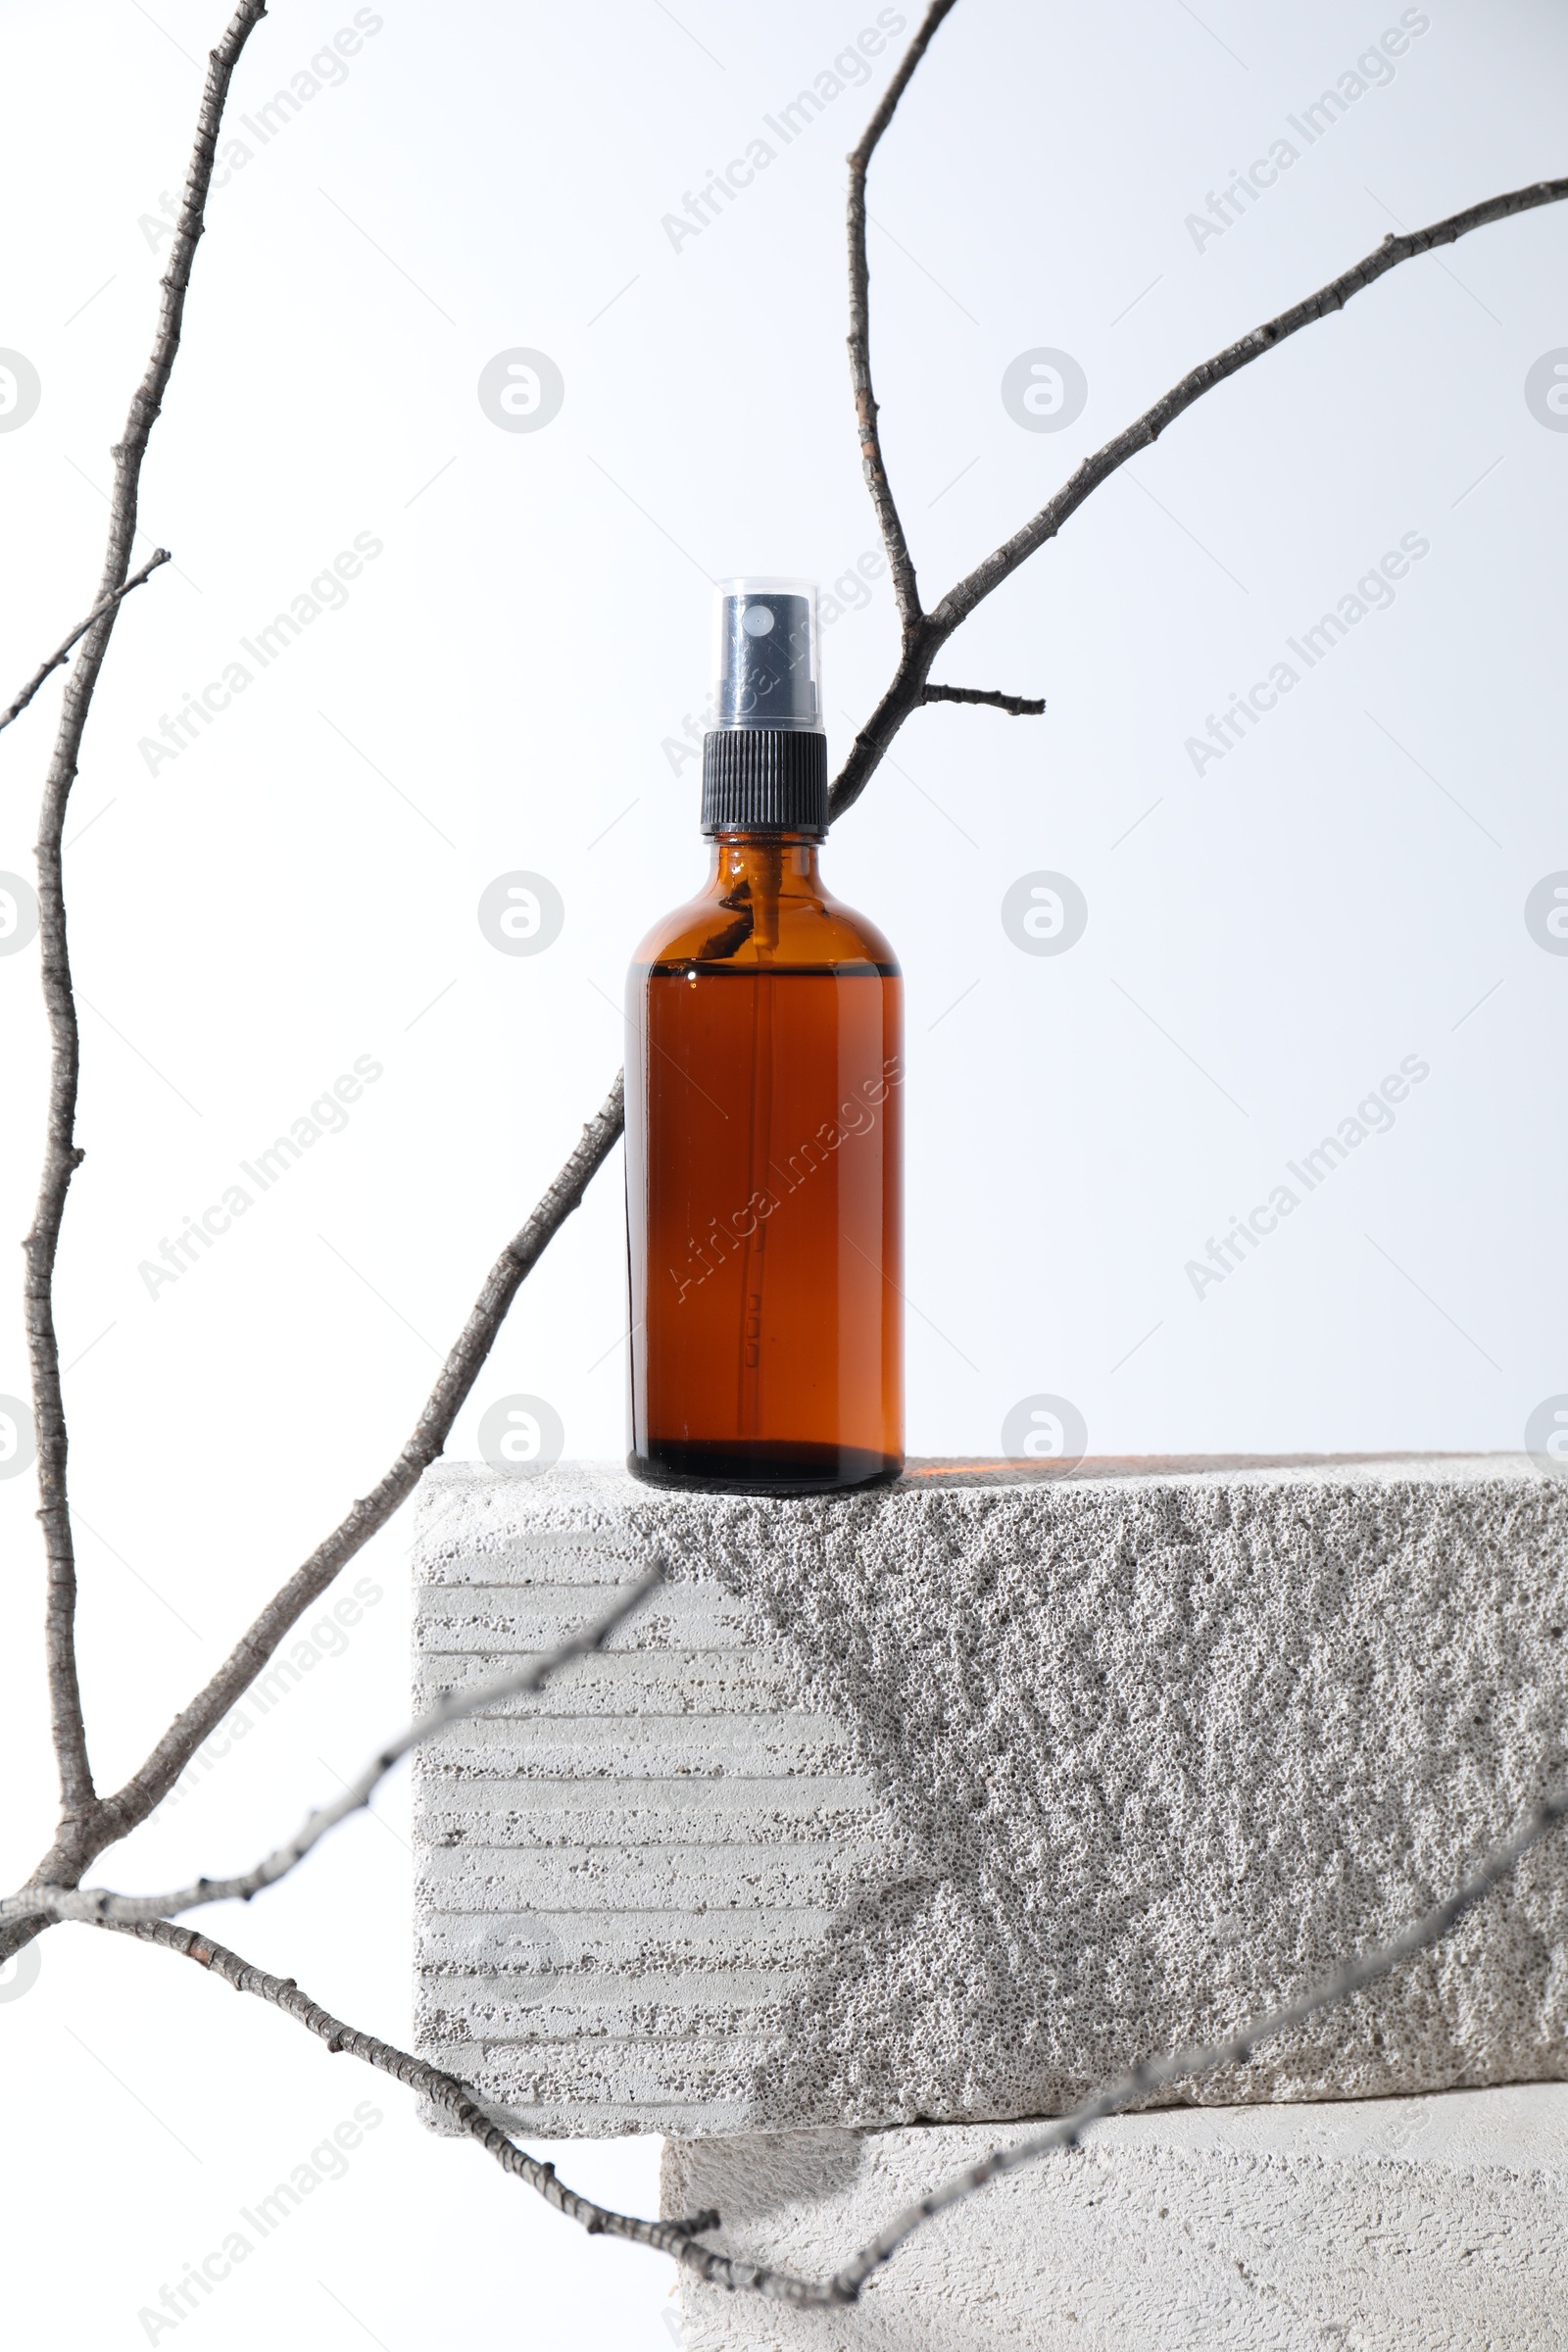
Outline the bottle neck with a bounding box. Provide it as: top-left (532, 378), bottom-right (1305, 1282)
top-left (707, 831), bottom-right (823, 891)
top-left (701, 726), bottom-right (828, 835)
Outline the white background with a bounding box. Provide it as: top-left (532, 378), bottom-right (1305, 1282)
top-left (1, 1), bottom-right (1566, 2342)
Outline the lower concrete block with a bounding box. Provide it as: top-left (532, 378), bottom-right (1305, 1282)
top-left (662, 2084), bottom-right (1568, 2349)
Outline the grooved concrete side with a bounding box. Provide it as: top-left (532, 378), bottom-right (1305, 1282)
top-left (411, 1457), bottom-right (1568, 2139)
top-left (413, 1464), bottom-right (884, 2136)
top-left (662, 2085), bottom-right (1568, 2349)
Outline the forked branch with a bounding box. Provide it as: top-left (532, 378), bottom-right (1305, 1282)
top-left (831, 104), bottom-right (1567, 821)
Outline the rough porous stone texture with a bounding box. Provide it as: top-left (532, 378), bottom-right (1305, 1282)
top-left (411, 1456), bottom-right (1568, 2138)
top-left (662, 2084), bottom-right (1568, 2349)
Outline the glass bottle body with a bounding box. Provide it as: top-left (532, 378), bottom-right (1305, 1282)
top-left (624, 831), bottom-right (903, 1494)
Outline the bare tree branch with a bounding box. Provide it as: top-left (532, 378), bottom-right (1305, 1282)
top-left (23, 0), bottom-right (268, 1869)
top-left (828, 1781), bottom-right (1568, 2300)
top-left (0, 550), bottom-right (172, 734)
top-left (8, 1566), bottom-right (662, 1928)
top-left (846, 0), bottom-right (960, 636)
top-left (829, 171), bottom-right (1568, 822)
top-left (106, 1917), bottom-right (840, 2304)
top-left (5, 1), bottom-right (1554, 1956)
top-left (922, 683), bottom-right (1045, 715)
top-left (0, 1072), bottom-right (625, 1957)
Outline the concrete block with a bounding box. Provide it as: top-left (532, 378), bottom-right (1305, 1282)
top-left (411, 1457), bottom-right (1568, 2138)
top-left (662, 2084), bottom-right (1568, 2349)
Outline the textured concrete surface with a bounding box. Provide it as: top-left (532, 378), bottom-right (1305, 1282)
top-left (662, 2083), bottom-right (1568, 2349)
top-left (411, 1456), bottom-right (1568, 2138)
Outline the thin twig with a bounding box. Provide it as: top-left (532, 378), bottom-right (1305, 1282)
top-left (0, 550), bottom-right (172, 734)
top-left (0, 1073), bottom-right (625, 1958)
top-left (828, 172), bottom-right (1568, 822)
top-left (829, 1782), bottom-right (1568, 2298)
top-left (8, 1567), bottom-right (663, 1928)
top-left (846, 0), bottom-right (959, 635)
top-left (922, 683), bottom-right (1045, 715)
top-left (106, 1917), bottom-right (835, 2304)
top-left (932, 182), bottom-right (1568, 641)
top-left (22, 1), bottom-right (268, 1875)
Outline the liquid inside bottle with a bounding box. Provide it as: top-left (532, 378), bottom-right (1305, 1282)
top-left (624, 580), bottom-right (903, 1494)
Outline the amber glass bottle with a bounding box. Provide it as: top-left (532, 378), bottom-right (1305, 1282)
top-left (624, 580), bottom-right (903, 1494)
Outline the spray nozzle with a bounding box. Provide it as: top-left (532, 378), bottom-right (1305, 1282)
top-left (711, 577), bottom-right (821, 732)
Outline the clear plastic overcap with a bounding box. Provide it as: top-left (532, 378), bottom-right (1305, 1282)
top-left (710, 577), bottom-right (820, 732)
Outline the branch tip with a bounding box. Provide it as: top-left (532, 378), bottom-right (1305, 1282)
top-left (922, 683), bottom-right (1046, 716)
